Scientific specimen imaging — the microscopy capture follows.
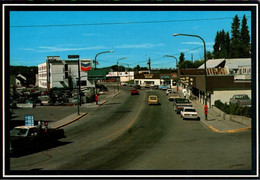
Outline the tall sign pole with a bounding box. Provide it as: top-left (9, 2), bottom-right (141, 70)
top-left (68, 55), bottom-right (80, 115)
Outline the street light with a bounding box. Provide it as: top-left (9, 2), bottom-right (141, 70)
top-left (117, 57), bottom-right (128, 91)
top-left (163, 55), bottom-right (179, 92)
top-left (173, 33), bottom-right (208, 120)
top-left (94, 50), bottom-right (114, 69)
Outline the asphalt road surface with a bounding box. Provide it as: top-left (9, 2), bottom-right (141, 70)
top-left (9, 86), bottom-right (251, 174)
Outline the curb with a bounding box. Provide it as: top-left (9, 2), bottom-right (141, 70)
top-left (54, 112), bottom-right (88, 129)
top-left (97, 100), bottom-right (108, 108)
top-left (113, 91), bottom-right (120, 97)
top-left (208, 125), bottom-right (251, 133)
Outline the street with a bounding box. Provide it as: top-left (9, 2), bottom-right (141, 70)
top-left (9, 85), bottom-right (251, 172)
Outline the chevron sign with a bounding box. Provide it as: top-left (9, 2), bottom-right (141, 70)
top-left (80, 60), bottom-right (91, 71)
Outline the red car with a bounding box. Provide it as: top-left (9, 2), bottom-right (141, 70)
top-left (131, 89), bottom-right (139, 95)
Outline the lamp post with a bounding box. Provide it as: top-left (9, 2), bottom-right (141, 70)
top-left (94, 50), bottom-right (114, 69)
top-left (173, 33), bottom-right (208, 120)
top-left (117, 57), bottom-right (128, 91)
top-left (163, 55), bottom-right (179, 91)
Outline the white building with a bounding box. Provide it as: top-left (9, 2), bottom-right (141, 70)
top-left (38, 56), bottom-right (94, 91)
top-left (106, 71), bottom-right (134, 82)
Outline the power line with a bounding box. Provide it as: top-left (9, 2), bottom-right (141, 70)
top-left (10, 16), bottom-right (250, 28)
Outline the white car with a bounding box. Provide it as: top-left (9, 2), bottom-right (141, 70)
top-left (180, 107), bottom-right (200, 120)
top-left (166, 89), bottom-right (173, 96)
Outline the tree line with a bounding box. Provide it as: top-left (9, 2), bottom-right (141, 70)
top-left (178, 14), bottom-right (250, 69)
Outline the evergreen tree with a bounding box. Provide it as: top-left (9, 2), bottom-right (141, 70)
top-left (213, 30), bottom-right (230, 58)
top-left (230, 15), bottom-right (241, 58)
top-left (240, 15), bottom-right (251, 57)
top-left (179, 52), bottom-right (185, 64)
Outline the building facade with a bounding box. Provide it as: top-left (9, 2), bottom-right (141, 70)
top-left (38, 56), bottom-right (94, 91)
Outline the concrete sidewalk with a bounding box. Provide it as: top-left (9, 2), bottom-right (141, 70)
top-left (192, 99), bottom-right (251, 133)
top-left (177, 86), bottom-right (251, 133)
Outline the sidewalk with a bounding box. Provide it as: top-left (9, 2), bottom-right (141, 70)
top-left (177, 87), bottom-right (251, 133)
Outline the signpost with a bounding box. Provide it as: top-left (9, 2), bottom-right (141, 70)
top-left (25, 115), bottom-right (34, 126)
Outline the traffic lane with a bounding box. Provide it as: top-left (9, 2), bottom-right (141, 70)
top-left (9, 86), bottom-right (145, 170)
top-left (119, 89), bottom-right (251, 170)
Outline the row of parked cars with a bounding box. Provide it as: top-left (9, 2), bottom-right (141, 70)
top-left (165, 89), bottom-right (200, 120)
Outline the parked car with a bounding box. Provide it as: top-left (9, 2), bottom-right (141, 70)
top-left (148, 95), bottom-right (160, 105)
top-left (166, 89), bottom-right (173, 96)
top-left (173, 98), bottom-right (192, 114)
top-left (131, 89), bottom-right (139, 95)
top-left (229, 94), bottom-right (251, 107)
top-left (168, 92), bottom-right (180, 101)
top-left (180, 107), bottom-right (200, 120)
top-left (121, 82), bottom-right (127, 86)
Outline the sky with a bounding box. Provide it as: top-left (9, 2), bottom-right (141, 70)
top-left (9, 9), bottom-right (251, 69)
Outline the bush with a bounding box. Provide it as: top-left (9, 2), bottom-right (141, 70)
top-left (214, 100), bottom-right (251, 118)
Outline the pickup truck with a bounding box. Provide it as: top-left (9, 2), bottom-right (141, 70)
top-left (10, 125), bottom-right (65, 155)
top-left (229, 94), bottom-right (251, 107)
top-left (173, 98), bottom-right (192, 114)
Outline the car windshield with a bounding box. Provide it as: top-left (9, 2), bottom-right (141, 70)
top-left (10, 128), bottom-right (28, 136)
top-left (235, 95), bottom-right (249, 99)
top-left (150, 97), bottom-right (157, 100)
top-left (185, 109), bottom-right (196, 112)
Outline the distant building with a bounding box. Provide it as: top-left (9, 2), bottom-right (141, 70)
top-left (106, 71), bottom-right (134, 82)
top-left (38, 56), bottom-right (94, 91)
top-left (181, 58), bottom-right (251, 106)
top-left (10, 74), bottom-right (26, 87)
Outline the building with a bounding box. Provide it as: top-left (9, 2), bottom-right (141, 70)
top-left (38, 56), bottom-right (94, 91)
top-left (106, 71), bottom-right (134, 82)
top-left (134, 70), bottom-right (178, 88)
top-left (10, 74), bottom-right (27, 87)
top-left (182, 58), bottom-right (251, 106)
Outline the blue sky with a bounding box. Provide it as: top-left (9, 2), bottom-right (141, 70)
top-left (10, 10), bottom-right (251, 69)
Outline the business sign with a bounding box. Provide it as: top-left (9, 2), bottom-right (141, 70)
top-left (68, 55), bottom-right (80, 59)
top-left (80, 60), bottom-right (92, 71)
top-left (88, 70), bottom-right (107, 80)
top-left (25, 115), bottom-right (34, 126)
top-left (144, 74), bottom-right (153, 78)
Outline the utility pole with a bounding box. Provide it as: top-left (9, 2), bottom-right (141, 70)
top-left (147, 57), bottom-right (151, 71)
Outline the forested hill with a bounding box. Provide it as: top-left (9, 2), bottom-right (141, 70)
top-left (9, 66), bottom-right (38, 85)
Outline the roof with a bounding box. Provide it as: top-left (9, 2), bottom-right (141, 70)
top-left (14, 126), bottom-right (37, 129)
top-left (225, 58), bottom-right (251, 69)
top-left (198, 59), bottom-right (225, 69)
top-left (198, 58), bottom-right (251, 70)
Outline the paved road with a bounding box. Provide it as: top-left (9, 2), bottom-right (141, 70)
top-left (9, 86), bottom-right (251, 173)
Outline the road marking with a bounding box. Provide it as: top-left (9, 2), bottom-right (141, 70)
top-left (54, 113), bottom-right (88, 129)
top-left (88, 91), bottom-right (145, 145)
top-left (208, 125), bottom-right (251, 133)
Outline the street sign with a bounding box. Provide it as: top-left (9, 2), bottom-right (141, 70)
top-left (88, 70), bottom-right (107, 80)
top-left (25, 115), bottom-right (34, 126)
top-left (68, 55), bottom-right (80, 59)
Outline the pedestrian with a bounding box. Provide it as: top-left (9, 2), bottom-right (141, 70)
top-left (37, 120), bottom-right (42, 134)
top-left (44, 122), bottom-right (48, 133)
top-left (95, 94), bottom-right (98, 105)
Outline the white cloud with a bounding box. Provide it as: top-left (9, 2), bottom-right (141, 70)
top-left (36, 45), bottom-right (107, 52)
top-left (115, 43), bottom-right (165, 49)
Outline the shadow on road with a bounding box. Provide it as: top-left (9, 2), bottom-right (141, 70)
top-left (10, 141), bottom-right (71, 158)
